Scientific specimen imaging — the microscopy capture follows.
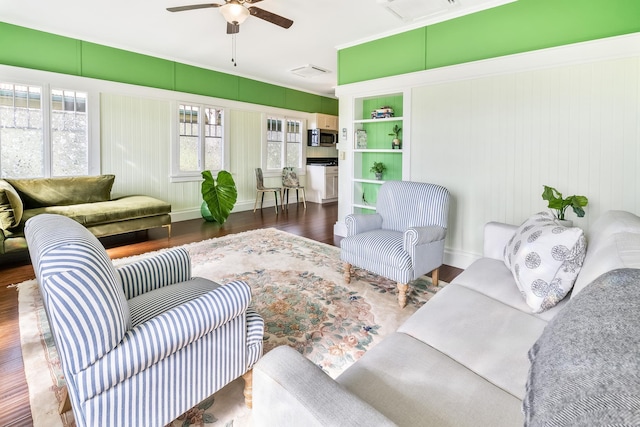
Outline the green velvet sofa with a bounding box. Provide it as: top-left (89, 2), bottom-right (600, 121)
top-left (0, 174), bottom-right (171, 255)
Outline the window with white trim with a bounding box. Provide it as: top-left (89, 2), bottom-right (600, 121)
top-left (172, 102), bottom-right (225, 181)
top-left (264, 115), bottom-right (304, 173)
top-left (0, 83), bottom-right (89, 178)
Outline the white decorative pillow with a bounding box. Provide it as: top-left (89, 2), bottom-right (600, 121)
top-left (504, 211), bottom-right (587, 313)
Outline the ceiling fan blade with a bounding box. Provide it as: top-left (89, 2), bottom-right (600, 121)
top-left (248, 7), bottom-right (293, 29)
top-left (166, 3), bottom-right (222, 12)
top-left (227, 22), bottom-right (240, 34)
top-left (244, 0), bottom-right (263, 3)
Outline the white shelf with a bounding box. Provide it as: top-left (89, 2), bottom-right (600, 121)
top-left (352, 204), bottom-right (376, 211)
top-left (354, 178), bottom-right (385, 184)
top-left (354, 149), bottom-right (402, 153)
top-left (354, 116), bottom-right (403, 124)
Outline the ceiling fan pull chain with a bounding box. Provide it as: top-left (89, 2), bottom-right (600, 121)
top-left (231, 33), bottom-right (237, 67)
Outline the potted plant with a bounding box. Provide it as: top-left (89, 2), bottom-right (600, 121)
top-left (201, 170), bottom-right (237, 224)
top-left (541, 185), bottom-right (588, 223)
top-left (389, 124), bottom-right (402, 149)
top-left (370, 161), bottom-right (387, 180)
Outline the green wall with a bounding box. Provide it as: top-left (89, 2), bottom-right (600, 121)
top-left (338, 0), bottom-right (640, 85)
top-left (0, 22), bottom-right (338, 115)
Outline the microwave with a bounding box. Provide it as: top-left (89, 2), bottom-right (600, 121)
top-left (308, 129), bottom-right (338, 147)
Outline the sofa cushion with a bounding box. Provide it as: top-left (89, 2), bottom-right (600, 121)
top-left (572, 232), bottom-right (640, 297)
top-left (0, 179), bottom-right (23, 230)
top-left (583, 210), bottom-right (640, 252)
top-left (20, 195), bottom-right (171, 227)
top-left (337, 332), bottom-right (524, 426)
top-left (398, 283), bottom-right (548, 400)
top-left (452, 258), bottom-right (568, 322)
top-left (7, 174), bottom-right (115, 208)
top-left (504, 212), bottom-right (586, 312)
top-left (524, 268), bottom-right (640, 426)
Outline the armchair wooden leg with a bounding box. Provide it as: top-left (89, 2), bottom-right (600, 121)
top-left (343, 262), bottom-right (352, 283)
top-left (397, 283), bottom-right (409, 308)
top-left (242, 369), bottom-right (253, 409)
top-left (431, 268), bottom-right (440, 286)
top-left (59, 386), bottom-right (72, 414)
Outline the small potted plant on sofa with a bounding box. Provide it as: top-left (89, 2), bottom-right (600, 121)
top-left (201, 170), bottom-right (237, 224)
top-left (370, 162), bottom-right (387, 180)
top-left (541, 185), bottom-right (588, 225)
top-left (388, 124), bottom-right (402, 149)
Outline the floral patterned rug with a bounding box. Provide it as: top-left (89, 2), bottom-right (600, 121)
top-left (16, 228), bottom-right (445, 426)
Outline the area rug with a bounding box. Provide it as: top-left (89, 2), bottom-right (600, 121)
top-left (16, 228), bottom-right (445, 426)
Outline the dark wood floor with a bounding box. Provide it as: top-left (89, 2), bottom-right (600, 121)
top-left (0, 202), bottom-right (462, 426)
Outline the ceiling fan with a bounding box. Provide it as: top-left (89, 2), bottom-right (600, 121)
top-left (166, 0), bottom-right (294, 34)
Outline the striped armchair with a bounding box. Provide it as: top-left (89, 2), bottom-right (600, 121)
top-left (341, 181), bottom-right (450, 308)
top-left (25, 214), bottom-right (264, 427)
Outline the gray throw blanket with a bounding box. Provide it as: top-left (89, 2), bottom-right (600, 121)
top-left (523, 268), bottom-right (640, 426)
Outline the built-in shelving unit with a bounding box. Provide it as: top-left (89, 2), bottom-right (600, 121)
top-left (349, 92), bottom-right (406, 214)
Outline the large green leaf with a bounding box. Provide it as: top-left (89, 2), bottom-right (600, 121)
top-left (201, 170), bottom-right (237, 224)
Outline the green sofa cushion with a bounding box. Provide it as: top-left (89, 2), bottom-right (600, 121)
top-left (7, 175), bottom-right (115, 209)
top-left (0, 180), bottom-right (23, 230)
top-left (20, 195), bottom-right (171, 227)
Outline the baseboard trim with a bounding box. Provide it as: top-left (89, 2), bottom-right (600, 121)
top-left (334, 221), bottom-right (347, 237)
top-left (170, 199), bottom-right (280, 223)
top-left (444, 248), bottom-right (480, 270)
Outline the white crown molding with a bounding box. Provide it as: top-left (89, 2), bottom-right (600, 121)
top-left (336, 32), bottom-right (640, 97)
top-left (336, 0), bottom-right (518, 50)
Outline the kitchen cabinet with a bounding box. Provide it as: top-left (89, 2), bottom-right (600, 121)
top-left (306, 165), bottom-right (338, 203)
top-left (311, 113), bottom-right (339, 131)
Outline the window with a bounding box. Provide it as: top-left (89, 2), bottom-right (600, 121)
top-left (172, 103), bottom-right (225, 181)
top-left (0, 83), bottom-right (89, 178)
top-left (264, 115), bottom-right (304, 173)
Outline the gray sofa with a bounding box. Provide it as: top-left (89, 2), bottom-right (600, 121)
top-left (253, 210), bottom-right (640, 426)
top-left (0, 174), bottom-right (171, 254)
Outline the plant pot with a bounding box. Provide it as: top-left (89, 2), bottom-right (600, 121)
top-left (375, 172), bottom-right (383, 180)
top-left (201, 200), bottom-right (215, 222)
top-left (556, 219), bottom-right (573, 227)
top-left (392, 138), bottom-right (401, 149)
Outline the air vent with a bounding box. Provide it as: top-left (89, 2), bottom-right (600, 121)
top-left (290, 64), bottom-right (330, 78)
top-left (378, 0), bottom-right (459, 22)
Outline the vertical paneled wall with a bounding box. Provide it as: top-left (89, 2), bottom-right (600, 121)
top-left (100, 94), bottom-right (174, 200)
top-left (229, 110), bottom-right (263, 202)
top-left (410, 56), bottom-right (640, 260)
top-left (100, 92), bottom-right (279, 216)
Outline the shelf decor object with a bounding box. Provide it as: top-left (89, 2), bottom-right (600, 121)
top-left (389, 124), bottom-right (402, 149)
top-left (356, 129), bottom-right (368, 149)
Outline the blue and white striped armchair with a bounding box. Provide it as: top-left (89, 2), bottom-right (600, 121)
top-left (25, 214), bottom-right (264, 427)
top-left (341, 181), bottom-right (450, 308)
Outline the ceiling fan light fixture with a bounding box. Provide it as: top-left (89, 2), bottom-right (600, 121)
top-left (219, 2), bottom-right (250, 25)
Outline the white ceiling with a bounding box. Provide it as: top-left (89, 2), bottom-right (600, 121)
top-left (0, 0), bottom-right (514, 98)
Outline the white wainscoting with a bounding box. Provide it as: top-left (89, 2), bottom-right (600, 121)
top-left (411, 55), bottom-right (640, 267)
top-left (99, 93), bottom-right (306, 220)
top-left (336, 33), bottom-right (640, 268)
